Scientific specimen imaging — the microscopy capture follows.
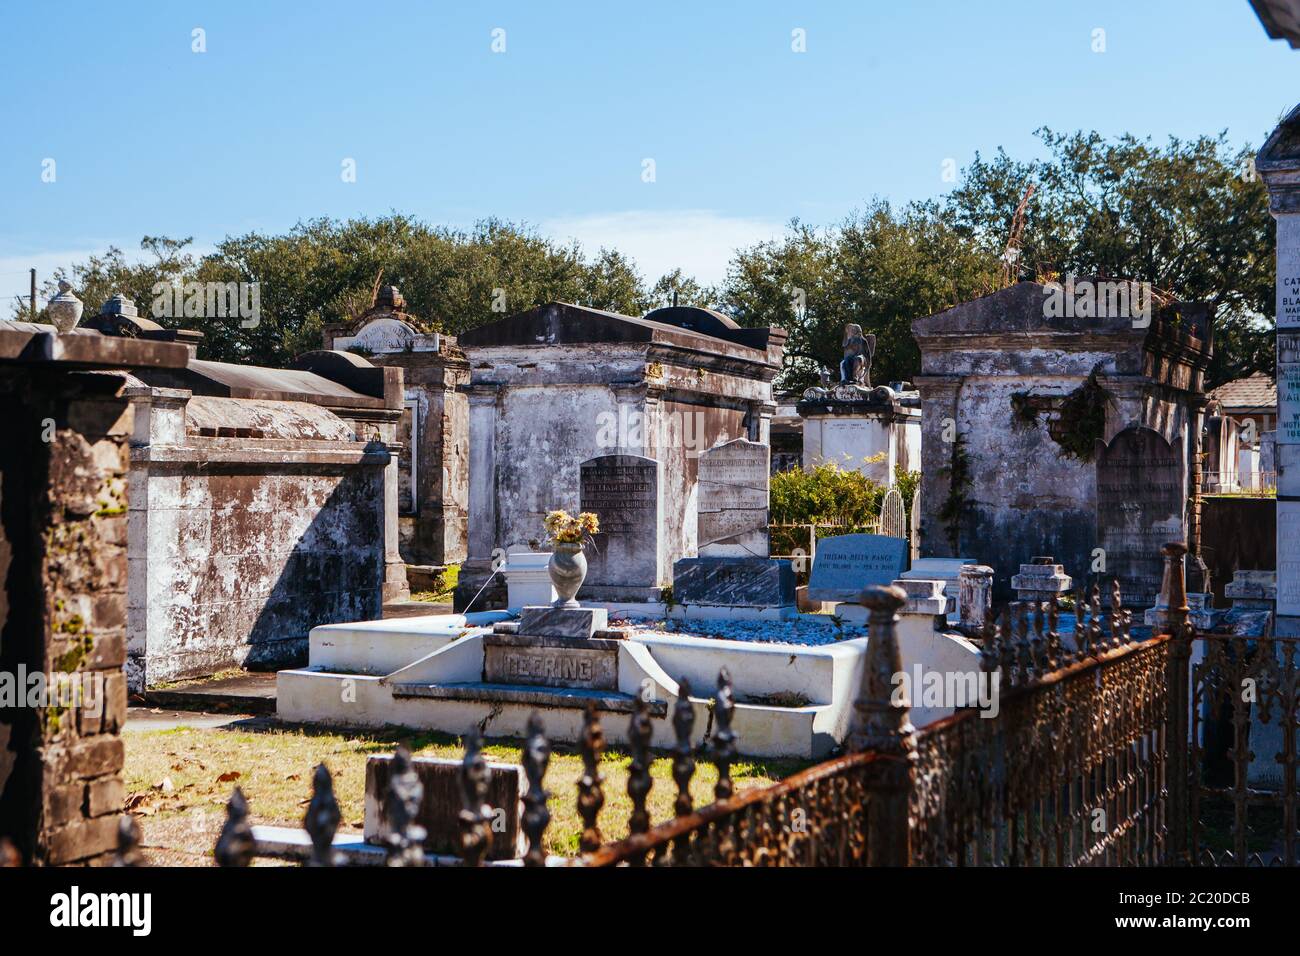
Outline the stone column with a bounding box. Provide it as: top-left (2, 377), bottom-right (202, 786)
top-left (912, 375), bottom-right (963, 558)
top-left (746, 399), bottom-right (776, 445)
top-left (347, 407), bottom-right (410, 604)
top-left (123, 385), bottom-right (191, 693)
top-left (382, 422), bottom-right (410, 603)
top-left (1257, 104), bottom-right (1300, 635)
top-left (465, 384), bottom-right (502, 563)
top-left (610, 382), bottom-right (646, 457)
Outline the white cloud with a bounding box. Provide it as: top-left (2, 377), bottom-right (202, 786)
top-left (0, 243), bottom-right (216, 309)
top-left (541, 210), bottom-right (782, 287)
top-left (0, 249), bottom-right (100, 305)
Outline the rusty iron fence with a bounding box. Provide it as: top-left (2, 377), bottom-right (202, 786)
top-left (159, 542), bottom-right (1297, 869)
top-left (1188, 630), bottom-right (1300, 866)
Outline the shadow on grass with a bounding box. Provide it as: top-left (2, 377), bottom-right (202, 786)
top-left (215, 716), bottom-right (815, 782)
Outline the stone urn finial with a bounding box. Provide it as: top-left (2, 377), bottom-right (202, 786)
top-left (46, 280), bottom-right (83, 332)
top-left (101, 292), bottom-right (139, 319)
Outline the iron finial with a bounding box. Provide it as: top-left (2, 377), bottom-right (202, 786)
top-left (304, 763), bottom-right (340, 867)
top-left (214, 787), bottom-right (255, 867)
top-left (522, 712), bottom-right (552, 867)
top-left (577, 703), bottom-right (606, 855)
top-left (459, 730), bottom-right (494, 867)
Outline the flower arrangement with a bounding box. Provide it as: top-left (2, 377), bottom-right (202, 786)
top-left (543, 509), bottom-right (599, 546)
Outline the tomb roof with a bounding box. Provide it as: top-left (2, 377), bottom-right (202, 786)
top-left (132, 355), bottom-right (392, 410)
top-left (459, 301), bottom-right (784, 365)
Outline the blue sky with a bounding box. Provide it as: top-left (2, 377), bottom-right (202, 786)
top-left (1, 0), bottom-right (1297, 299)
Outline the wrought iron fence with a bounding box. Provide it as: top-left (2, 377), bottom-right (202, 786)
top-left (1189, 630), bottom-right (1300, 866)
top-left (137, 542), bottom-right (1295, 869)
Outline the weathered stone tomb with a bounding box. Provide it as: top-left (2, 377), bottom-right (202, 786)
top-left (454, 302), bottom-right (785, 608)
top-left (912, 281), bottom-right (1212, 604)
top-left (323, 285), bottom-right (470, 569)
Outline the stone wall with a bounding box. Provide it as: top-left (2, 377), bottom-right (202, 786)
top-left (0, 367), bottom-right (133, 865)
top-left (126, 391), bottom-right (388, 691)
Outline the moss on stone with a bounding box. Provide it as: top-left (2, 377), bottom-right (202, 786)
top-left (1049, 366), bottom-right (1113, 463)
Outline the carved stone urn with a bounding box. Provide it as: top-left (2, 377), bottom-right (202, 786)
top-left (45, 281), bottom-right (83, 332)
top-left (548, 542), bottom-right (587, 608)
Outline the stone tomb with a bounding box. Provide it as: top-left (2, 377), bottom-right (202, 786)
top-left (807, 533), bottom-right (908, 622)
top-left (697, 438), bottom-right (770, 557)
top-left (1096, 427), bottom-right (1185, 608)
top-left (579, 454), bottom-right (664, 600)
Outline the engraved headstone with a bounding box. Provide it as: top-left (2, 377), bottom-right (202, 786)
top-left (1279, 333), bottom-right (1300, 445)
top-left (1095, 427), bottom-right (1185, 608)
top-left (580, 454), bottom-right (662, 589)
top-left (1278, 502), bottom-right (1300, 616)
top-left (697, 438), bottom-right (769, 558)
top-left (807, 533), bottom-right (908, 603)
top-left (482, 634), bottom-right (618, 691)
top-left (335, 316), bottom-right (421, 353)
top-left (672, 556), bottom-right (795, 609)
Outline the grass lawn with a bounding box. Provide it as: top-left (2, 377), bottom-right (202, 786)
top-left (411, 563), bottom-right (459, 605)
top-left (123, 717), bottom-right (812, 864)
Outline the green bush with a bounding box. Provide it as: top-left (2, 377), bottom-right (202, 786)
top-left (769, 462), bottom-right (920, 559)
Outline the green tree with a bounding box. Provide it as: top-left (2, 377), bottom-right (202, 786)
top-left (22, 236), bottom-right (196, 325)
top-left (648, 268), bottom-right (715, 309)
top-left (946, 128), bottom-right (1273, 387)
top-left (723, 206), bottom-right (997, 391)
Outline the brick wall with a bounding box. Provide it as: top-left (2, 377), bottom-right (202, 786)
top-left (0, 369), bottom-right (131, 865)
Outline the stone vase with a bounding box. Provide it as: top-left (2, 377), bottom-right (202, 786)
top-left (548, 542), bottom-right (587, 608)
top-left (45, 281), bottom-right (83, 332)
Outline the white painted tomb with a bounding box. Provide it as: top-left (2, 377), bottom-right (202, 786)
top-left (277, 579), bottom-right (983, 759)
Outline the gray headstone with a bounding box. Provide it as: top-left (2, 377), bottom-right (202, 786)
top-left (580, 454), bottom-right (662, 588)
top-left (672, 557), bottom-right (794, 607)
top-left (1096, 427), bottom-right (1184, 608)
top-left (364, 754), bottom-right (524, 860)
top-left (807, 533), bottom-right (908, 602)
top-left (697, 438), bottom-right (769, 558)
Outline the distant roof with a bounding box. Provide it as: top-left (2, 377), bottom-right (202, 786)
top-left (1209, 371), bottom-right (1277, 411)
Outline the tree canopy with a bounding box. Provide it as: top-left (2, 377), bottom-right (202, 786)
top-left (15, 128), bottom-right (1274, 387)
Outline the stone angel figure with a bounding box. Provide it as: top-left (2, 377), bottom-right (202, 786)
top-left (840, 323), bottom-right (876, 387)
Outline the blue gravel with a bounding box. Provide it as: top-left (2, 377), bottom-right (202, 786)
top-left (625, 615), bottom-right (868, 646)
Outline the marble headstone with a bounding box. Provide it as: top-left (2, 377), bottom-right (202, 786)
top-left (697, 439), bottom-right (770, 558)
top-left (807, 533), bottom-right (908, 603)
top-left (673, 557), bottom-right (795, 608)
top-left (580, 454), bottom-right (662, 589)
top-left (1095, 427), bottom-right (1184, 608)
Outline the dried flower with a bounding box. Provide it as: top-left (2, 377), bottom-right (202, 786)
top-left (543, 509), bottom-right (599, 544)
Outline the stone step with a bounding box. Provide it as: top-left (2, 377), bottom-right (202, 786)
top-left (390, 681), bottom-right (667, 716)
top-left (142, 672), bottom-right (277, 714)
